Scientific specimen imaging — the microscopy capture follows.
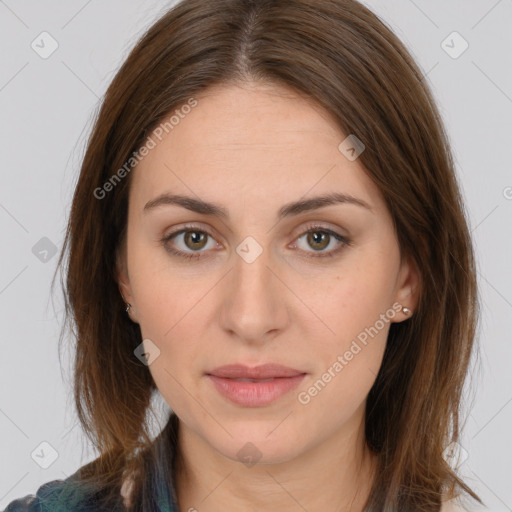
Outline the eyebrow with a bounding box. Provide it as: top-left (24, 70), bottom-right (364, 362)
top-left (143, 192), bottom-right (373, 219)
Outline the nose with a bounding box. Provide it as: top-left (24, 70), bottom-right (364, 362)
top-left (218, 246), bottom-right (289, 344)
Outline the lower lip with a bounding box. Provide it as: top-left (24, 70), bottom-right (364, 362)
top-left (207, 374), bottom-right (306, 407)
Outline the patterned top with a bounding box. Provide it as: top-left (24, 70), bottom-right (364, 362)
top-left (2, 413), bottom-right (181, 512)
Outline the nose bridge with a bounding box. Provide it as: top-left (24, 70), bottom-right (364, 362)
top-left (219, 241), bottom-right (287, 341)
top-left (234, 242), bottom-right (273, 296)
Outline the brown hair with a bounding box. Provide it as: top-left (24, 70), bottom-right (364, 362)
top-left (53, 0), bottom-right (483, 510)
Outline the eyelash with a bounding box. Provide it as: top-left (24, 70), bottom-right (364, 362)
top-left (160, 223), bottom-right (351, 261)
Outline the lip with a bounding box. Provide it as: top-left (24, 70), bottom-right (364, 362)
top-left (206, 364), bottom-right (307, 407)
top-left (207, 374), bottom-right (306, 407)
top-left (207, 363), bottom-right (305, 379)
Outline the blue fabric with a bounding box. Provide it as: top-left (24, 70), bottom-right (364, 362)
top-left (2, 414), bottom-right (181, 512)
top-left (2, 471), bottom-right (106, 512)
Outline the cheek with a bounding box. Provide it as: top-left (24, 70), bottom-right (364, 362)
top-left (293, 250), bottom-right (396, 399)
top-left (300, 254), bottom-right (397, 342)
top-left (296, 314), bottom-right (390, 424)
top-left (128, 244), bottom-right (210, 351)
top-left (128, 244), bottom-right (195, 335)
top-left (126, 254), bottom-right (205, 411)
top-left (133, 276), bottom-right (204, 416)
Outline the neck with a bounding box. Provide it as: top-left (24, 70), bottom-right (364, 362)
top-left (174, 411), bottom-right (377, 512)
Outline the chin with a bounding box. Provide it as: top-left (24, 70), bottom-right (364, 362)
top-left (212, 427), bottom-right (304, 466)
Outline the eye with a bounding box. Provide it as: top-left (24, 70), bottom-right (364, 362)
top-left (160, 222), bottom-right (351, 261)
top-left (293, 223), bottom-right (351, 259)
top-left (161, 224), bottom-right (218, 261)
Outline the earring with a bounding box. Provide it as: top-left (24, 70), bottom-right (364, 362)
top-left (125, 303), bottom-right (132, 313)
top-left (402, 306), bottom-right (411, 315)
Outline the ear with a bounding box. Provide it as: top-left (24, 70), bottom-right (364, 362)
top-left (116, 240), bottom-right (139, 323)
top-left (391, 252), bottom-right (420, 322)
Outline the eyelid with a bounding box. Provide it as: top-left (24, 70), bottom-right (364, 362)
top-left (163, 221), bottom-right (347, 241)
top-left (291, 222), bottom-right (351, 259)
top-left (291, 220), bottom-right (348, 240)
top-left (162, 222), bottom-right (221, 251)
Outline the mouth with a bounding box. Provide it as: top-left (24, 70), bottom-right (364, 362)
top-left (206, 364), bottom-right (307, 407)
top-left (206, 363), bottom-right (306, 379)
top-left (225, 377), bottom-right (277, 382)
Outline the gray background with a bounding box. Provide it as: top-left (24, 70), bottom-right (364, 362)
top-left (0, 1), bottom-right (511, 510)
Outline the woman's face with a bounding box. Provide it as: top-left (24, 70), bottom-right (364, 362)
top-left (117, 81), bottom-right (418, 464)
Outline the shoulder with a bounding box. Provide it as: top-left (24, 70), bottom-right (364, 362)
top-left (2, 477), bottom-right (66, 512)
top-left (441, 501), bottom-right (466, 512)
top-left (1, 471), bottom-right (112, 512)
top-left (440, 497), bottom-right (488, 512)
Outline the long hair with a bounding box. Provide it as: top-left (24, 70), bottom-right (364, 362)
top-left (53, 0), bottom-right (482, 510)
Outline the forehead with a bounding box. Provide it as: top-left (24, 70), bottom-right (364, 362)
top-left (129, 82), bottom-right (383, 215)
top-left (168, 83), bottom-right (343, 155)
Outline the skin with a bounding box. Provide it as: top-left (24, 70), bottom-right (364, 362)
top-left (117, 81), bottom-right (420, 511)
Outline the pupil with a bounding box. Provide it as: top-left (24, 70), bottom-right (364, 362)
top-left (310, 231), bottom-right (328, 250)
top-left (187, 231), bottom-right (205, 249)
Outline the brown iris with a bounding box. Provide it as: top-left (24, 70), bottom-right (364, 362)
top-left (307, 231), bottom-right (330, 251)
top-left (184, 231), bottom-right (208, 251)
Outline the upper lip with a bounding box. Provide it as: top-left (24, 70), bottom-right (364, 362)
top-left (207, 364), bottom-right (306, 379)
